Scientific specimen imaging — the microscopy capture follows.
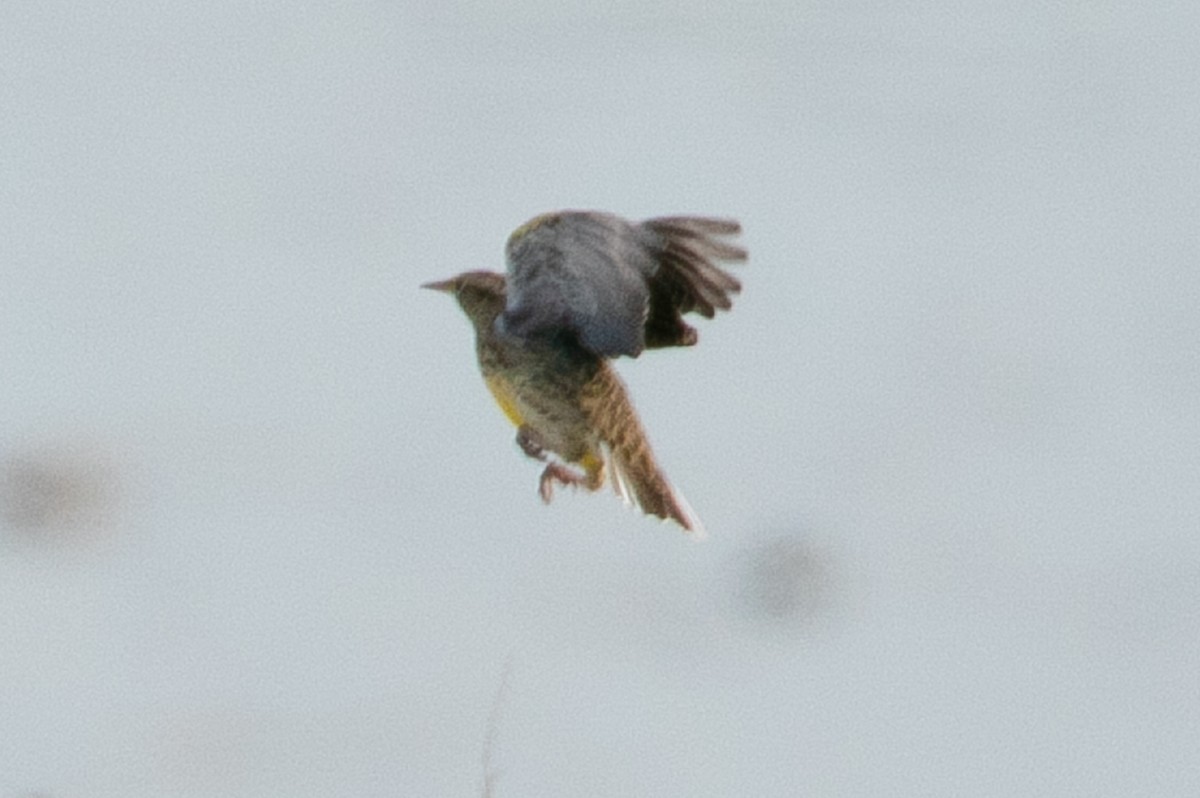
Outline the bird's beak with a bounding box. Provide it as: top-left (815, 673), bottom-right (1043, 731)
top-left (420, 278), bottom-right (457, 293)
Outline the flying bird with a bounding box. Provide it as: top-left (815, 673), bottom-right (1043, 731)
top-left (423, 210), bottom-right (746, 534)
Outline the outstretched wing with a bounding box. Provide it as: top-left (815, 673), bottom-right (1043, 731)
top-left (639, 216), bottom-right (745, 350)
top-left (499, 211), bottom-right (745, 358)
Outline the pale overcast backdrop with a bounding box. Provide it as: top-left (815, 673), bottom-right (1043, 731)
top-left (2, 2), bottom-right (1198, 796)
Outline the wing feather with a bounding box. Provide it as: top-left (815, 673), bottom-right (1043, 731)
top-left (499, 211), bottom-right (745, 357)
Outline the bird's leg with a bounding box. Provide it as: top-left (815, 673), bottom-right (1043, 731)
top-left (518, 425), bottom-right (587, 503)
top-left (516, 424), bottom-right (547, 461)
top-left (538, 462), bottom-right (586, 504)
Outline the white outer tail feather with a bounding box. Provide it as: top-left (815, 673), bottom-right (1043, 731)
top-left (669, 484), bottom-right (707, 540)
top-left (603, 442), bottom-right (635, 507)
top-left (602, 443), bottom-right (707, 538)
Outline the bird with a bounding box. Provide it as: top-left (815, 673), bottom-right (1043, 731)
top-left (422, 210), bottom-right (746, 534)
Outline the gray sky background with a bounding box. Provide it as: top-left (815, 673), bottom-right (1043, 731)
top-left (2, 1), bottom-right (1198, 795)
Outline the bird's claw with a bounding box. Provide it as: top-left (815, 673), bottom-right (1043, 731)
top-left (539, 462), bottom-right (585, 504)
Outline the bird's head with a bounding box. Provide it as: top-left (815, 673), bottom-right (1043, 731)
top-left (421, 270), bottom-right (507, 327)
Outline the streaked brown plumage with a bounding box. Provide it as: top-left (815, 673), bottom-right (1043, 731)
top-left (423, 210), bottom-right (745, 534)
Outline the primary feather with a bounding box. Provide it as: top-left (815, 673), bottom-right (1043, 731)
top-left (499, 211), bottom-right (745, 358)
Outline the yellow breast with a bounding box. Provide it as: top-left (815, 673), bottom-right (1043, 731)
top-left (484, 374), bottom-right (525, 428)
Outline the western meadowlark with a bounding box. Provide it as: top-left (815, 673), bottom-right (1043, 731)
top-left (423, 210), bottom-right (745, 534)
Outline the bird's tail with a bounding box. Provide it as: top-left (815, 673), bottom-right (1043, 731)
top-left (581, 367), bottom-right (705, 536)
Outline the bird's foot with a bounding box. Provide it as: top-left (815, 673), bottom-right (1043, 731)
top-left (539, 462), bottom-right (585, 504)
top-left (516, 425), bottom-right (548, 461)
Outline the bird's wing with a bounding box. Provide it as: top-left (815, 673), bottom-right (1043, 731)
top-left (639, 216), bottom-right (745, 350)
top-left (500, 211), bottom-right (745, 358)
top-left (501, 212), bottom-right (654, 357)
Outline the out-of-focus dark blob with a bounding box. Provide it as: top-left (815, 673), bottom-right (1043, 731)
top-left (732, 535), bottom-right (838, 630)
top-left (0, 444), bottom-right (119, 544)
